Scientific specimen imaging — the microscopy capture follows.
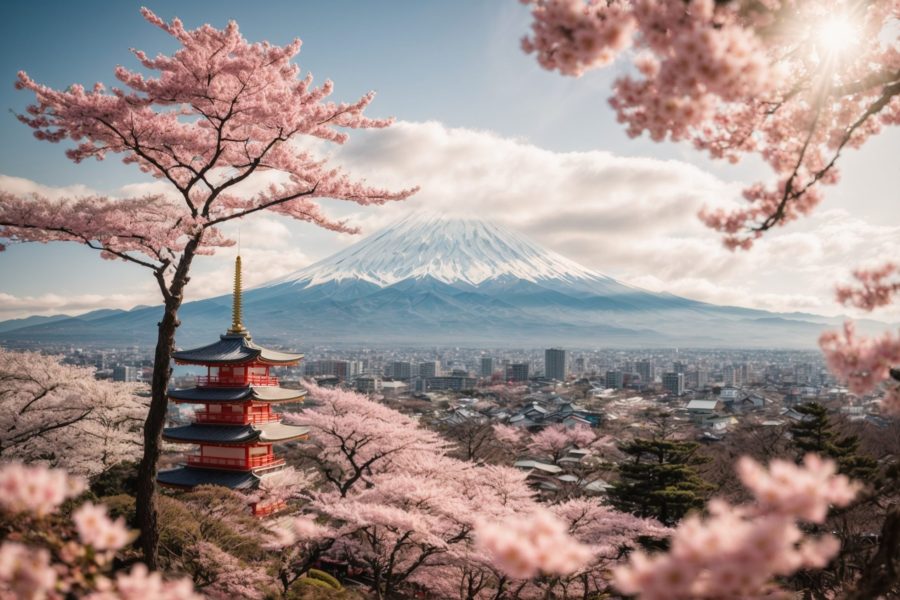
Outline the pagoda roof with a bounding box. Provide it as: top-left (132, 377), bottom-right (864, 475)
top-left (157, 466), bottom-right (260, 490)
top-left (172, 333), bottom-right (302, 366)
top-left (163, 422), bottom-right (310, 445)
top-left (168, 385), bottom-right (307, 404)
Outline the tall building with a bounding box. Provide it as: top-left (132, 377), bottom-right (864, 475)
top-left (480, 356), bottom-right (495, 378)
top-left (157, 256), bottom-right (309, 516)
top-left (389, 361), bottom-right (415, 380)
top-left (636, 360), bottom-right (653, 385)
top-left (113, 365), bottom-right (139, 382)
top-left (419, 361), bottom-right (440, 379)
top-left (605, 370), bottom-right (624, 389)
top-left (507, 363), bottom-right (530, 382)
top-left (544, 348), bottom-right (568, 381)
top-left (573, 356), bottom-right (586, 375)
top-left (673, 361), bottom-right (687, 374)
top-left (662, 372), bottom-right (685, 396)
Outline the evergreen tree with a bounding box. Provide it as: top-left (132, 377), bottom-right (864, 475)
top-left (608, 437), bottom-right (712, 526)
top-left (789, 402), bottom-right (878, 482)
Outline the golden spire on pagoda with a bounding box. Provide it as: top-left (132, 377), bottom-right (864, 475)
top-left (228, 255), bottom-right (248, 336)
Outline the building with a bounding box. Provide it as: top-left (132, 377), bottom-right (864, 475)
top-left (507, 363), bottom-right (530, 382)
top-left (662, 372), bottom-right (685, 396)
top-left (573, 357), bottom-right (586, 375)
top-left (157, 256), bottom-right (309, 517)
top-left (636, 360), bottom-right (653, 385)
top-left (356, 376), bottom-right (382, 394)
top-left (480, 356), bottom-right (495, 378)
top-left (685, 369), bottom-right (708, 390)
top-left (388, 361), bottom-right (415, 380)
top-left (544, 348), bottom-right (568, 381)
top-left (605, 370), bottom-right (624, 389)
top-left (418, 361), bottom-right (440, 379)
top-left (112, 365), bottom-right (139, 382)
top-left (423, 376), bottom-right (477, 391)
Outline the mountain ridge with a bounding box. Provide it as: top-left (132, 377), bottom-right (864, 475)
top-left (0, 214), bottom-right (892, 348)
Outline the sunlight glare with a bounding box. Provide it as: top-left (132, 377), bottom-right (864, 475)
top-left (815, 16), bottom-right (860, 57)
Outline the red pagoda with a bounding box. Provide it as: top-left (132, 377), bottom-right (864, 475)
top-left (157, 255), bottom-right (309, 516)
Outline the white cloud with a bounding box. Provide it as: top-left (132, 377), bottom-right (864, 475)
top-left (2, 121), bottom-right (899, 323)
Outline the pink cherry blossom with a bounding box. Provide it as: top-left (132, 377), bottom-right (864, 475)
top-left (72, 502), bottom-right (131, 552)
top-left (86, 564), bottom-right (202, 600)
top-left (0, 462), bottom-right (85, 516)
top-left (476, 508), bottom-right (593, 580)
top-left (0, 542), bottom-right (57, 600)
top-left (819, 321), bottom-right (900, 407)
top-left (836, 262), bottom-right (900, 311)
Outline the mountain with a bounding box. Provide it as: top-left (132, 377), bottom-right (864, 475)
top-left (0, 214), bottom-right (888, 348)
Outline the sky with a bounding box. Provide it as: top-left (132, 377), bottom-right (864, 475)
top-left (1, 0), bottom-right (898, 323)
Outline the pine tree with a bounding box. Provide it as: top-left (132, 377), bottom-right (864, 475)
top-left (789, 402), bottom-right (878, 482)
top-left (608, 437), bottom-right (712, 526)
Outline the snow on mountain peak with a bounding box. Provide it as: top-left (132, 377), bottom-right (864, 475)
top-left (271, 213), bottom-right (610, 288)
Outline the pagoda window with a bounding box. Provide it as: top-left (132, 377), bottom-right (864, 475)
top-left (249, 366), bottom-right (267, 376)
top-left (208, 366), bottom-right (220, 377)
top-left (202, 446), bottom-right (243, 459)
top-left (232, 367), bottom-right (245, 380)
top-left (249, 446), bottom-right (269, 457)
top-left (208, 404), bottom-right (222, 413)
top-left (229, 404), bottom-right (242, 413)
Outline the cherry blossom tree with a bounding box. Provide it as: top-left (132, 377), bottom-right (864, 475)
top-left (527, 423), bottom-right (597, 463)
top-left (285, 382), bottom-right (448, 497)
top-left (0, 9), bottom-right (414, 566)
top-left (0, 349), bottom-right (145, 476)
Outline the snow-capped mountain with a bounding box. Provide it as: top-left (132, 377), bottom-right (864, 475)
top-left (0, 214), bottom-right (882, 348)
top-left (270, 213), bottom-right (610, 288)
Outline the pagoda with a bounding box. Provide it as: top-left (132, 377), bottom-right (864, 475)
top-left (157, 255), bottom-right (309, 516)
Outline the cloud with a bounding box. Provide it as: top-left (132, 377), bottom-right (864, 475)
top-left (2, 121), bottom-right (899, 323)
top-left (0, 291), bottom-right (153, 320)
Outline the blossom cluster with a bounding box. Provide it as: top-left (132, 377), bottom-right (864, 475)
top-left (476, 508), bottom-right (594, 579)
top-left (613, 454), bottom-right (860, 600)
top-left (520, 0), bottom-right (635, 76)
top-left (72, 502), bottom-right (131, 552)
top-left (0, 461), bottom-right (85, 516)
top-left (820, 322), bottom-right (900, 413)
top-left (836, 262), bottom-right (900, 311)
top-left (0, 463), bottom-right (200, 600)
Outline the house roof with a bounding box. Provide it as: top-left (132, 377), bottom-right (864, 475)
top-left (514, 460), bottom-right (562, 474)
top-left (162, 422), bottom-right (310, 445)
top-left (687, 399), bottom-right (720, 411)
top-left (157, 466), bottom-right (261, 490)
top-left (172, 334), bottom-right (302, 366)
top-left (168, 385), bottom-right (307, 404)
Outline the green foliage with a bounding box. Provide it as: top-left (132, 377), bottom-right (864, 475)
top-left (90, 461), bottom-right (139, 497)
top-left (609, 437), bottom-right (713, 526)
top-left (789, 403), bottom-right (879, 483)
top-left (307, 569), bottom-right (342, 589)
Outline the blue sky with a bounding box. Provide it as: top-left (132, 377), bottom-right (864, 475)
top-left (1, 1), bottom-right (898, 321)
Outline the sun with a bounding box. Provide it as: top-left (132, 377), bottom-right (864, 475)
top-left (815, 16), bottom-right (861, 57)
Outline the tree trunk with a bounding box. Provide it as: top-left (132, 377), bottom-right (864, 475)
top-left (134, 299), bottom-right (180, 569)
top-left (135, 242), bottom-right (198, 569)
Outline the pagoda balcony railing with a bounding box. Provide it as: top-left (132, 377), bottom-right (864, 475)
top-left (193, 411), bottom-right (281, 425)
top-left (196, 374), bottom-right (279, 387)
top-left (252, 499), bottom-right (287, 517)
top-left (186, 454), bottom-right (284, 470)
